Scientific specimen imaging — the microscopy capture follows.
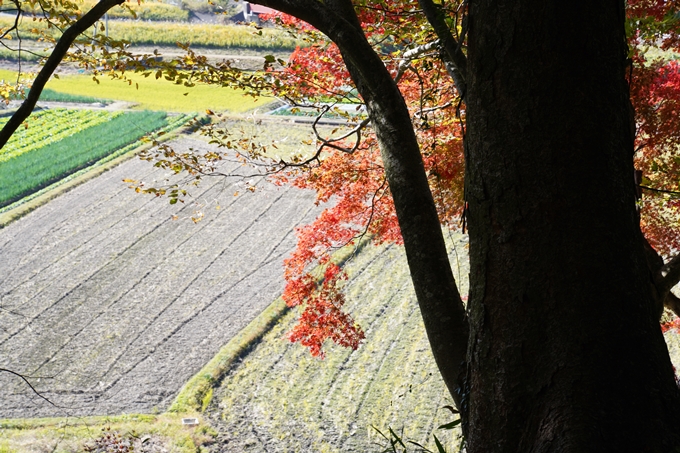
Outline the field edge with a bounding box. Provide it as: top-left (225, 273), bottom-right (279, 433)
top-left (0, 114), bottom-right (204, 229)
top-left (169, 236), bottom-right (372, 413)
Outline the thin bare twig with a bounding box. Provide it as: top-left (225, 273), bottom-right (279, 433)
top-left (0, 0), bottom-right (22, 41)
top-left (0, 368), bottom-right (57, 407)
top-left (640, 185), bottom-right (680, 196)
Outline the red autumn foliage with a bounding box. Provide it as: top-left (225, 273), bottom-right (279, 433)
top-left (662, 317), bottom-right (680, 334)
top-left (629, 2), bottom-right (680, 264)
top-left (270, 0), bottom-right (680, 355)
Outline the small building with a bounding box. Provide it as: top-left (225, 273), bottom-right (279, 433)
top-left (230, 2), bottom-right (277, 24)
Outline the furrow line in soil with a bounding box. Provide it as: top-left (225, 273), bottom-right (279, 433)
top-left (206, 244), bottom-right (436, 452)
top-left (40, 184), bottom-right (316, 410)
top-left (237, 245), bottom-right (402, 405)
top-left (167, 203), bottom-right (320, 376)
top-left (0, 132), bottom-right (205, 267)
top-left (0, 137), bottom-right (323, 417)
top-left (0, 160), bottom-right (252, 345)
top-left (11, 175), bottom-right (274, 377)
top-left (311, 246), bottom-right (411, 407)
top-left (0, 154), bottom-right (241, 294)
top-left (319, 261), bottom-right (416, 446)
top-left (0, 160), bottom-right (164, 283)
top-left (100, 194), bottom-right (315, 389)
top-left (336, 282), bottom-right (417, 424)
top-left (89, 186), bottom-right (295, 391)
top-left (0, 191), bottom-right (214, 349)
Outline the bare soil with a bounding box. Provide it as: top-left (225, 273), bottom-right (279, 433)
top-left (0, 137), bottom-right (321, 418)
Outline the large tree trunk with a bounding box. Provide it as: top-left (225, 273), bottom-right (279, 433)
top-left (464, 1), bottom-right (680, 451)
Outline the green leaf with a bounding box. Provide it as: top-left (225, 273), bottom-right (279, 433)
top-left (407, 440), bottom-right (434, 453)
top-left (442, 405), bottom-right (459, 415)
top-left (433, 434), bottom-right (447, 453)
top-left (388, 427), bottom-right (407, 450)
top-left (438, 419), bottom-right (461, 430)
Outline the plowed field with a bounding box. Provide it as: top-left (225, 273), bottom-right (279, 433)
top-left (0, 137), bottom-right (321, 418)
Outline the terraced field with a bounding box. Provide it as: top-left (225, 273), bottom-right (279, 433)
top-left (0, 137), bottom-right (322, 418)
top-left (205, 239), bottom-right (470, 453)
top-left (1, 131), bottom-right (678, 452)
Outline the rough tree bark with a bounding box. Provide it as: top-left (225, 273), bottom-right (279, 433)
top-left (464, 1), bottom-right (680, 451)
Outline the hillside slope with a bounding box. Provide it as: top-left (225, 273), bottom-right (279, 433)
top-left (206, 238), bottom-right (471, 453)
top-left (0, 137), bottom-right (321, 418)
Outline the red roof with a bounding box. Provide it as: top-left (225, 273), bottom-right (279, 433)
top-left (250, 4), bottom-right (277, 15)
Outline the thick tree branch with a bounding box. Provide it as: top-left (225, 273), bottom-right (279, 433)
top-left (660, 252), bottom-right (680, 297)
top-left (418, 0), bottom-right (467, 97)
top-left (395, 41), bottom-right (440, 83)
top-left (642, 235), bottom-right (680, 318)
top-left (0, 0), bottom-right (124, 149)
top-left (665, 292), bottom-right (680, 318)
top-left (251, 0), bottom-right (470, 416)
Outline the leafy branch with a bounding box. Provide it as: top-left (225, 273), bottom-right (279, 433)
top-left (0, 0), bottom-right (125, 149)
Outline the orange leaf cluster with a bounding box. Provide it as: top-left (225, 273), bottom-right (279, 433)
top-left (274, 0), bottom-right (680, 356)
top-left (284, 264), bottom-right (364, 357)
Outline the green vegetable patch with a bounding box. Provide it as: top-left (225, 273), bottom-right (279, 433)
top-left (0, 109), bottom-right (171, 208)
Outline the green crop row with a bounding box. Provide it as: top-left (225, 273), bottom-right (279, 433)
top-left (0, 112), bottom-right (198, 215)
top-left (82, 0), bottom-right (191, 22)
top-left (0, 15), bottom-right (302, 50)
top-left (105, 21), bottom-right (301, 49)
top-left (12, 87), bottom-right (108, 104)
top-left (36, 88), bottom-right (108, 104)
top-left (0, 46), bottom-right (46, 62)
top-left (0, 109), bottom-right (123, 163)
top-left (0, 110), bottom-right (168, 207)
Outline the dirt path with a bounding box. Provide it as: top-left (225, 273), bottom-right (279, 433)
top-left (0, 45), bottom-right (289, 74)
top-left (0, 137), bottom-right (321, 418)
